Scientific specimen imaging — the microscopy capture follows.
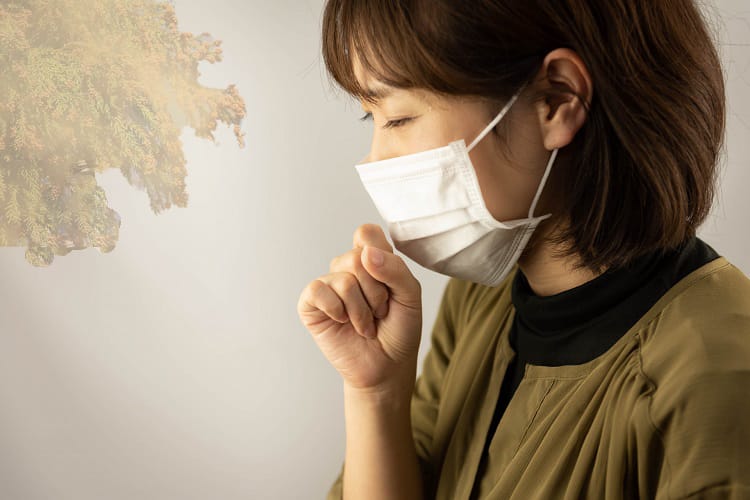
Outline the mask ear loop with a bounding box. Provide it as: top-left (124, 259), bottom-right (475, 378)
top-left (527, 147), bottom-right (558, 218)
top-left (467, 85), bottom-right (525, 152)
top-left (466, 84), bottom-right (558, 219)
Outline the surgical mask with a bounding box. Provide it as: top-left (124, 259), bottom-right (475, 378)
top-left (354, 87), bottom-right (558, 287)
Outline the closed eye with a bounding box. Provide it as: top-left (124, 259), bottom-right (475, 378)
top-left (359, 112), bottom-right (413, 129)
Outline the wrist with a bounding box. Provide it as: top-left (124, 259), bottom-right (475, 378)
top-left (343, 377), bottom-right (415, 409)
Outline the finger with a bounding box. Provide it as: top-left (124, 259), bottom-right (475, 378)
top-left (360, 245), bottom-right (421, 310)
top-left (321, 272), bottom-right (377, 338)
top-left (298, 279), bottom-right (349, 325)
top-left (352, 223), bottom-right (393, 254)
top-left (352, 225), bottom-right (394, 317)
top-left (330, 249), bottom-right (390, 319)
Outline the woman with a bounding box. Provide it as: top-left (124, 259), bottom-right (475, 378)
top-left (297, 0), bottom-right (750, 498)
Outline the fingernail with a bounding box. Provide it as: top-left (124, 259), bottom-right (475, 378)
top-left (374, 303), bottom-right (388, 319)
top-left (368, 247), bottom-right (384, 267)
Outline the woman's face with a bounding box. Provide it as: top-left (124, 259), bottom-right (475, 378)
top-left (354, 60), bottom-right (557, 223)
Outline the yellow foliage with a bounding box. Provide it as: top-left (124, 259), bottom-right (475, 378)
top-left (0, 0), bottom-right (247, 266)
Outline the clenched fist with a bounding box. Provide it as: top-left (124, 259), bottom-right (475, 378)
top-left (297, 224), bottom-right (423, 393)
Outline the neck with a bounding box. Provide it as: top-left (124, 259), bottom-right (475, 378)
top-left (516, 225), bottom-right (604, 297)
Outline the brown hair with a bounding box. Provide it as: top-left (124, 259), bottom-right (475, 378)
top-left (321, 0), bottom-right (726, 272)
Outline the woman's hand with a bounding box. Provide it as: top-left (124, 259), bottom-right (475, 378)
top-left (297, 223), bottom-right (423, 393)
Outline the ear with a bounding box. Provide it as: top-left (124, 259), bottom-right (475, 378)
top-left (534, 48), bottom-right (593, 150)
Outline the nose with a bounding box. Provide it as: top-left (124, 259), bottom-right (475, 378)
top-left (359, 133), bottom-right (398, 165)
top-left (358, 137), bottom-right (379, 164)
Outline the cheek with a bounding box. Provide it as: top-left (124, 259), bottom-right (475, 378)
top-left (406, 119), bottom-right (456, 153)
top-left (471, 143), bottom-right (543, 221)
top-left (366, 116), bottom-right (456, 162)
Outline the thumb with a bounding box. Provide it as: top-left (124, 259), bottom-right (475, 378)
top-left (361, 245), bottom-right (421, 310)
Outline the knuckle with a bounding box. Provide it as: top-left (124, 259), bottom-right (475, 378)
top-left (362, 223), bottom-right (380, 236)
top-left (353, 224), bottom-right (371, 240)
top-left (339, 273), bottom-right (359, 295)
top-left (344, 250), bottom-right (360, 270)
top-left (353, 223), bottom-right (380, 244)
top-left (308, 278), bottom-right (327, 296)
top-left (333, 250), bottom-right (362, 273)
top-left (351, 307), bottom-right (371, 325)
top-left (308, 278), bottom-right (323, 292)
top-left (328, 254), bottom-right (340, 272)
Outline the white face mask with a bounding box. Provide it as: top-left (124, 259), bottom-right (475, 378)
top-left (354, 87), bottom-right (559, 287)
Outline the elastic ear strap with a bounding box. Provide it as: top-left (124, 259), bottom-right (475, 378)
top-left (467, 85), bottom-right (525, 152)
top-left (528, 148), bottom-right (558, 218)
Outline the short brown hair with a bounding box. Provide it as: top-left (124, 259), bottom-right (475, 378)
top-left (321, 0), bottom-right (726, 271)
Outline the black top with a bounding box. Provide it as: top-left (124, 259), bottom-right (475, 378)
top-left (469, 236), bottom-right (719, 498)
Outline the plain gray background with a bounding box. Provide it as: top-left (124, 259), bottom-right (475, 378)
top-left (0, 1), bottom-right (747, 499)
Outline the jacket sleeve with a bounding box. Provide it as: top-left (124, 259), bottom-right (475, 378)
top-left (326, 278), bottom-right (463, 500)
top-left (652, 370), bottom-right (750, 500)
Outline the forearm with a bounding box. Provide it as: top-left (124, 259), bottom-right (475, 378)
top-left (342, 382), bottom-right (424, 500)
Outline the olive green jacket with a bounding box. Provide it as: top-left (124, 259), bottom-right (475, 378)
top-left (327, 257), bottom-right (750, 499)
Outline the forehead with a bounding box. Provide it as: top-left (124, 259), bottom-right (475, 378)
top-left (350, 51), bottom-right (454, 110)
top-left (349, 52), bottom-right (407, 101)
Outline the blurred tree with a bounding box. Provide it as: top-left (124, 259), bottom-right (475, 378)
top-left (0, 0), bottom-right (246, 266)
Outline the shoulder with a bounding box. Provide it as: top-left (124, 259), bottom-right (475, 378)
top-left (633, 259), bottom-right (750, 495)
top-left (637, 257), bottom-right (750, 420)
top-left (639, 258), bottom-right (750, 380)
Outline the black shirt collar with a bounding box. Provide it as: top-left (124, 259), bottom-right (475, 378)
top-left (509, 237), bottom-right (719, 366)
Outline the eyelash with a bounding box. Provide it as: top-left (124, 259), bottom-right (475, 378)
top-left (359, 112), bottom-right (412, 129)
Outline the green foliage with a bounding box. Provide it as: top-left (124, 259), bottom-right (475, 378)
top-left (0, 0), bottom-right (246, 265)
